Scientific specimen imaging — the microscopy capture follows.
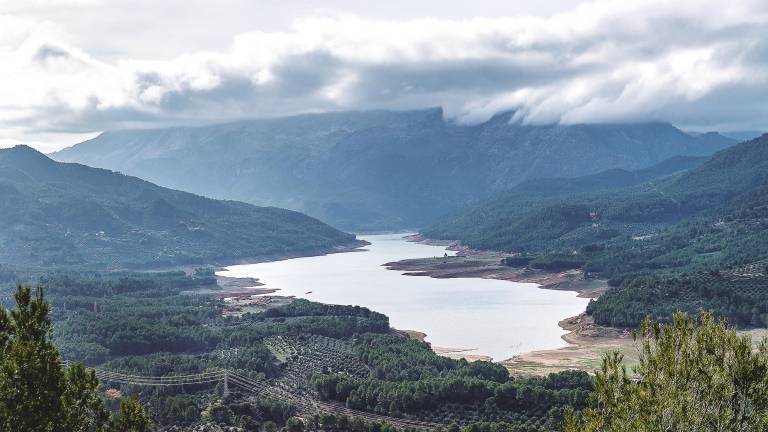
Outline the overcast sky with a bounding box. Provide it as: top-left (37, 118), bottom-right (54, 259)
top-left (1, 0), bottom-right (766, 152)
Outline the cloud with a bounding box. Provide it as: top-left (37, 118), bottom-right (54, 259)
top-left (1, 0), bottom-right (767, 150)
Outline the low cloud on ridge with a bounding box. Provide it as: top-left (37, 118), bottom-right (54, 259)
top-left (1, 0), bottom-right (767, 151)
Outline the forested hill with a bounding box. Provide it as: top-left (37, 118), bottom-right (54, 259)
top-left (0, 146), bottom-right (359, 269)
top-left (423, 135), bottom-right (768, 328)
top-left (53, 108), bottom-right (734, 230)
top-left (423, 135), bottom-right (768, 255)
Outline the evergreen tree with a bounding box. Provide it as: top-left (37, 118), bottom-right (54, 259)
top-left (0, 285), bottom-right (66, 431)
top-left (565, 311), bottom-right (768, 431)
top-left (61, 363), bottom-right (111, 432)
top-left (0, 284), bottom-right (149, 431)
top-left (112, 396), bottom-right (152, 432)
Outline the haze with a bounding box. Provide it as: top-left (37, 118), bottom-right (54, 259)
top-left (1, 0), bottom-right (766, 152)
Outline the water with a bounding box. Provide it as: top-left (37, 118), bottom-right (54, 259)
top-left (217, 234), bottom-right (589, 361)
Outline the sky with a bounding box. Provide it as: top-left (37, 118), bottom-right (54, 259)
top-left (1, 0), bottom-right (766, 152)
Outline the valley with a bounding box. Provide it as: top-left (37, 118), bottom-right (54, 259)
top-left (217, 234), bottom-right (589, 362)
top-left (52, 110), bottom-right (735, 231)
top-left (4, 131), bottom-right (768, 431)
top-left (5, 1), bottom-right (768, 429)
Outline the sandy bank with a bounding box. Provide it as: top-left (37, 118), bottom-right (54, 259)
top-left (386, 237), bottom-right (637, 373)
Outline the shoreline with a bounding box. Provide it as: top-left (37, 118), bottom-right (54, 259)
top-left (197, 232), bottom-right (633, 375)
top-left (390, 235), bottom-right (635, 374)
top-left (212, 239), bottom-right (369, 269)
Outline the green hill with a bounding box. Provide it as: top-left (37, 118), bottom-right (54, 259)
top-left (422, 154), bottom-right (713, 252)
top-left (423, 135), bottom-right (768, 327)
top-left (425, 136), bottom-right (768, 253)
top-left (0, 146), bottom-right (360, 269)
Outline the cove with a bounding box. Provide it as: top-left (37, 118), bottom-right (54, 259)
top-left (217, 234), bottom-right (589, 361)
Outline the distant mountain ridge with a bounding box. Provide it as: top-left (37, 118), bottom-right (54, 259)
top-left (53, 108), bottom-right (736, 230)
top-left (423, 134), bottom-right (768, 258)
top-left (0, 146), bottom-right (359, 269)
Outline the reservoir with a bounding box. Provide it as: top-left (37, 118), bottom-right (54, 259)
top-left (218, 234), bottom-right (589, 361)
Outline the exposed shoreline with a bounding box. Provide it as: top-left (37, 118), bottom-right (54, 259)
top-left (199, 233), bottom-right (633, 375)
top-left (390, 235), bottom-right (634, 374)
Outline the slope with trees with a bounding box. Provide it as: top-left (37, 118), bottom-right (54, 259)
top-left (0, 284), bottom-right (151, 431)
top-left (425, 135), bottom-right (768, 328)
top-left (0, 145), bottom-right (360, 269)
top-left (53, 109), bottom-right (734, 230)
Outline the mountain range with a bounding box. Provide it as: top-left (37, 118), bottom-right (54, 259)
top-left (53, 108), bottom-right (736, 231)
top-left (0, 146), bottom-right (359, 269)
top-left (424, 134), bottom-right (768, 275)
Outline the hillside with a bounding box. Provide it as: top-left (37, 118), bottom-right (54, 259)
top-left (422, 154), bottom-right (714, 252)
top-left (53, 109), bottom-right (735, 230)
top-left (0, 146), bottom-right (359, 269)
top-left (422, 135), bottom-right (768, 327)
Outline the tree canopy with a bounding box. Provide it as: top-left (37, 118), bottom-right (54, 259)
top-left (0, 284), bottom-right (151, 431)
top-left (566, 312), bottom-right (768, 431)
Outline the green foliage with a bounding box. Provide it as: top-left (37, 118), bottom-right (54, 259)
top-left (112, 397), bottom-right (152, 432)
top-left (587, 270), bottom-right (768, 327)
top-left (0, 284), bottom-right (150, 431)
top-left (528, 255), bottom-right (586, 271)
top-left (301, 413), bottom-right (403, 432)
top-left (61, 363), bottom-right (112, 431)
top-left (312, 334), bottom-right (592, 428)
top-left (565, 312), bottom-right (768, 431)
top-left (0, 145), bottom-right (357, 269)
top-left (0, 285), bottom-right (68, 431)
top-left (428, 136), bottom-right (768, 327)
top-left (1, 272), bottom-right (598, 430)
top-left (422, 154), bottom-right (713, 253)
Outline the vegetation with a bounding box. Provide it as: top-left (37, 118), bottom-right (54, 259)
top-left (587, 267), bottom-right (768, 327)
top-left (0, 284), bottom-right (150, 431)
top-left (0, 269), bottom-right (604, 430)
top-left (54, 109), bottom-right (733, 231)
top-left (427, 135), bottom-right (768, 328)
top-left (0, 145), bottom-right (358, 269)
top-left (311, 334), bottom-right (592, 429)
top-left (565, 312), bottom-right (768, 431)
top-left (10, 269), bottom-right (768, 431)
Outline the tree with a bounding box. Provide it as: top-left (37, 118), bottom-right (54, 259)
top-left (565, 311), bottom-right (768, 431)
top-left (0, 285), bottom-right (67, 431)
top-left (112, 397), bottom-right (152, 432)
top-left (61, 363), bottom-right (111, 431)
top-left (286, 417), bottom-right (305, 432)
top-left (0, 284), bottom-right (149, 432)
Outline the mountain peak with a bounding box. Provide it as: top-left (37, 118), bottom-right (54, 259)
top-left (0, 144), bottom-right (54, 166)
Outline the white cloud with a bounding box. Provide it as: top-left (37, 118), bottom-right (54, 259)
top-left (0, 0), bottom-right (767, 151)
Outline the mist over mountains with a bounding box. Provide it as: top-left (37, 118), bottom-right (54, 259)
top-left (54, 108), bottom-right (735, 231)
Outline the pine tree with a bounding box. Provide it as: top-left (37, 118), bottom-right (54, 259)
top-left (61, 363), bottom-right (111, 432)
top-left (0, 285), bottom-right (66, 431)
top-left (0, 284), bottom-right (148, 431)
top-left (565, 311), bottom-right (768, 431)
top-left (112, 396), bottom-right (152, 432)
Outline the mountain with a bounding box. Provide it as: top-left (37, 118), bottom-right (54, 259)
top-left (0, 146), bottom-right (359, 269)
top-left (719, 131), bottom-right (765, 142)
top-left (420, 134), bottom-right (768, 328)
top-left (53, 108), bottom-right (735, 231)
top-left (423, 135), bottom-right (768, 254)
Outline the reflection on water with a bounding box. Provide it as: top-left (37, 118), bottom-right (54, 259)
top-left (217, 234), bottom-right (589, 361)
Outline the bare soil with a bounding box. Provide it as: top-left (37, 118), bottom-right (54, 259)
top-left (384, 246), bottom-right (638, 374)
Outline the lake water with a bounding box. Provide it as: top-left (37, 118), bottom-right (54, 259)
top-left (217, 234), bottom-right (589, 361)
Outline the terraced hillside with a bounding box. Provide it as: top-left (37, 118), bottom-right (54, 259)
top-left (6, 271), bottom-right (594, 431)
